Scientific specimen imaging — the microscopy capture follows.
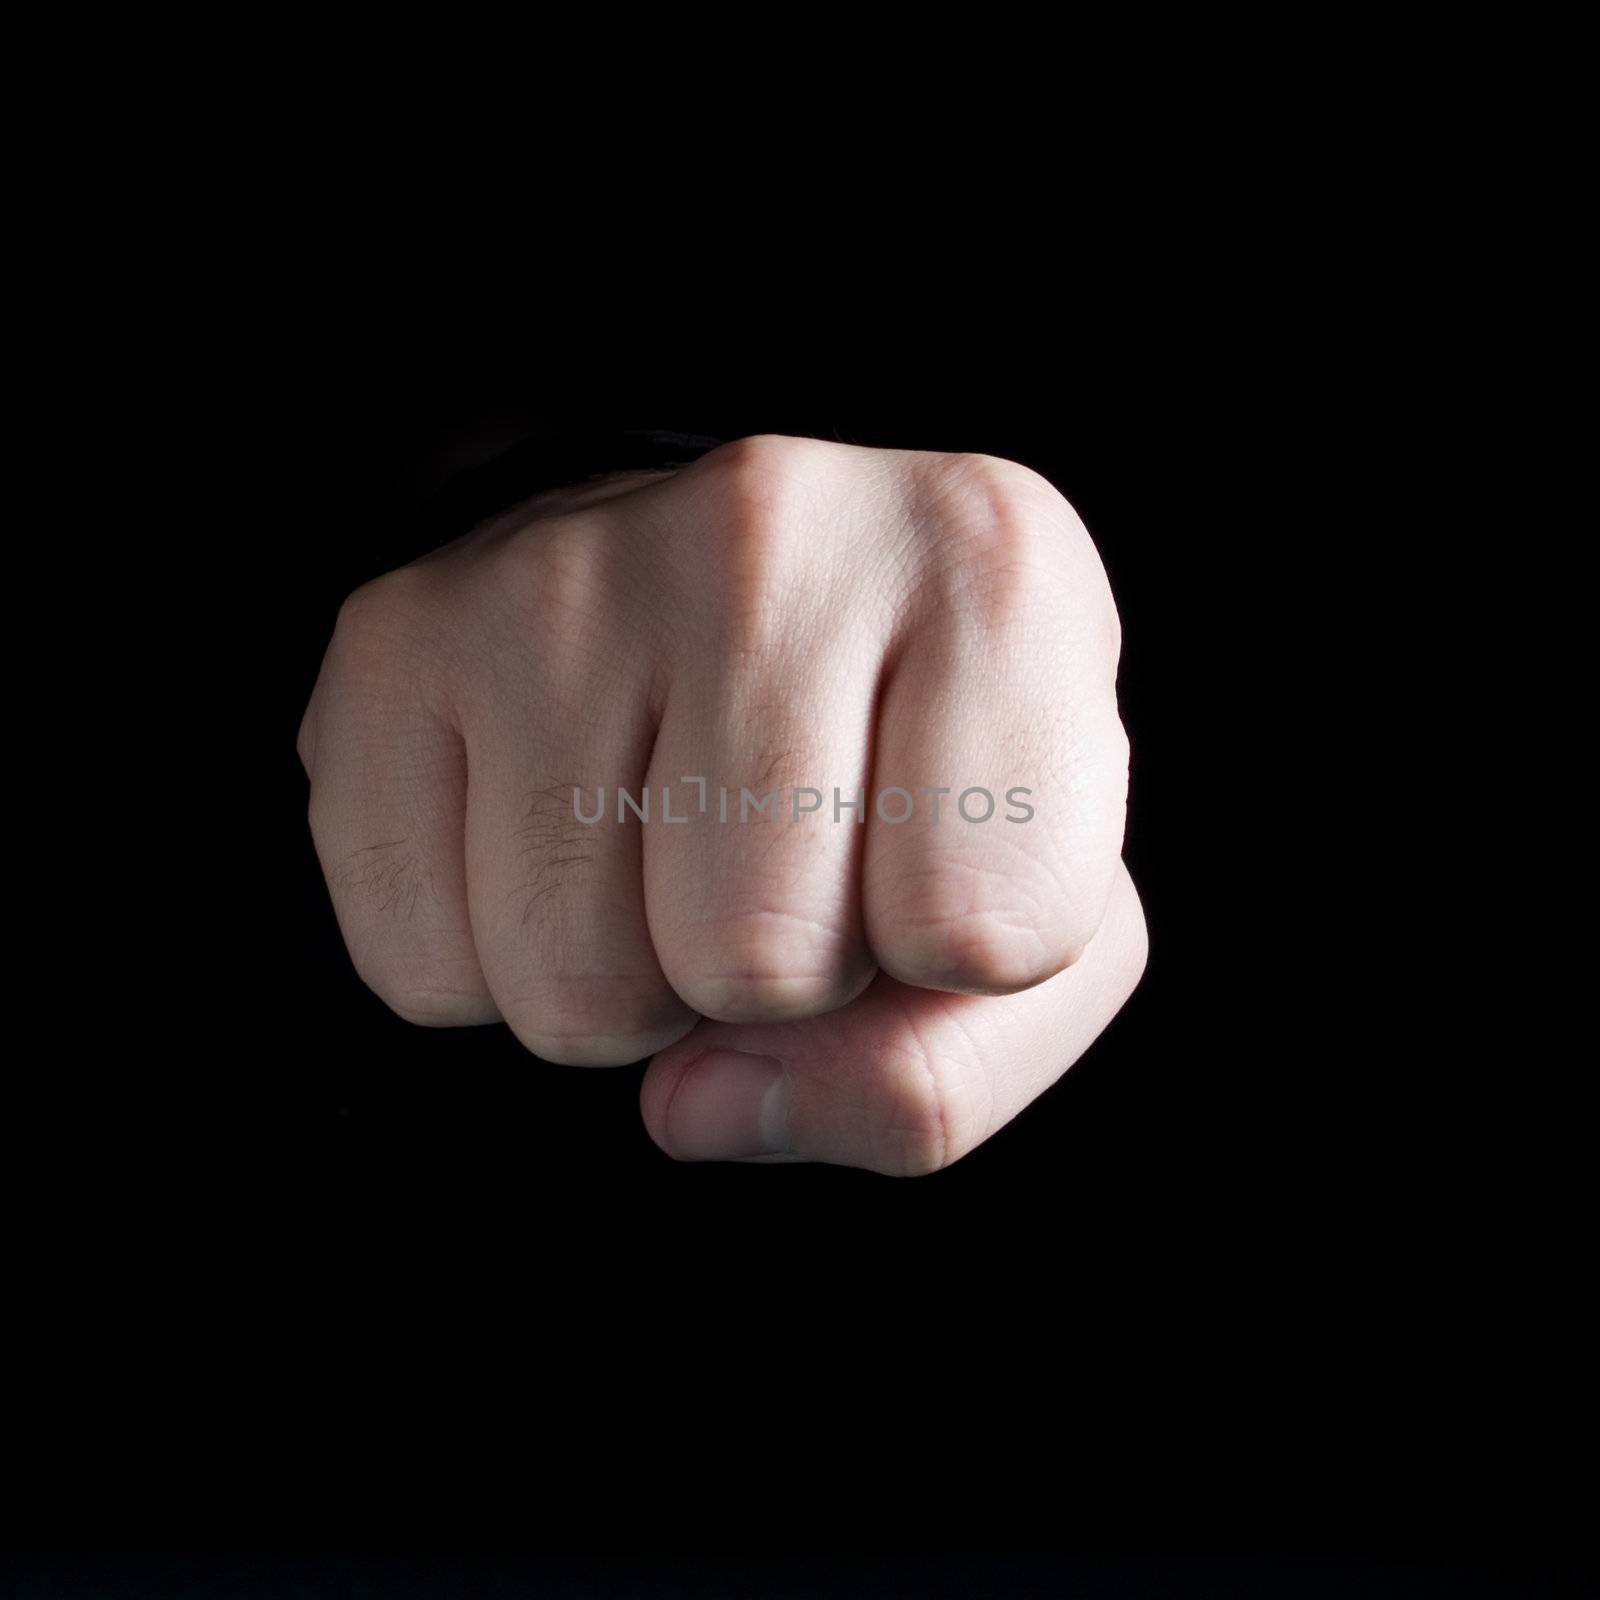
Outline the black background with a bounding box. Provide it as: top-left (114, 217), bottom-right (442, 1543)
top-left (6, 306), bottom-right (1580, 1593)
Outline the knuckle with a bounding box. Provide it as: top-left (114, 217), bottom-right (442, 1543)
top-left (1109, 875), bottom-right (1151, 997)
top-left (475, 515), bottom-right (657, 702)
top-left (692, 435), bottom-right (817, 558)
top-left (296, 701), bottom-right (316, 775)
top-left (1123, 899), bottom-right (1150, 992)
top-left (697, 433), bottom-right (819, 505)
top-left (372, 971), bottom-right (493, 1028)
top-left (882, 902), bottom-right (1071, 995)
top-left (874, 851), bottom-right (1082, 992)
top-left (926, 452), bottom-right (1059, 548)
top-left (916, 453), bottom-right (1117, 636)
top-left (862, 1022), bottom-right (985, 1177)
top-left (322, 851), bottom-right (493, 1026)
top-left (1105, 593), bottom-right (1125, 671)
top-left (957, 452), bottom-right (1089, 545)
top-left (499, 511), bottom-right (615, 624)
top-left (1106, 712), bottom-right (1132, 781)
top-left (676, 435), bottom-right (860, 659)
top-left (915, 454), bottom-right (1059, 616)
top-left (1066, 702), bottom-right (1133, 812)
top-left (679, 970), bottom-right (866, 1026)
top-left (329, 566), bottom-right (449, 684)
top-left (334, 566), bottom-right (435, 647)
top-left (672, 919), bottom-right (870, 1024)
top-left (501, 981), bottom-right (694, 1067)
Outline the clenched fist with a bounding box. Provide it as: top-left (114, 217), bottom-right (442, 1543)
top-left (298, 435), bottom-right (1146, 1173)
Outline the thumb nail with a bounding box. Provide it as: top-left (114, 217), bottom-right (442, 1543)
top-left (665, 1050), bottom-right (791, 1161)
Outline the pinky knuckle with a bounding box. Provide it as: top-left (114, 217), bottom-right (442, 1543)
top-left (336, 566), bottom-right (433, 640)
top-left (331, 566), bottom-right (447, 679)
top-left (375, 974), bottom-right (490, 1028)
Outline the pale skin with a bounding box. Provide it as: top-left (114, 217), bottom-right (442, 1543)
top-left (298, 435), bottom-right (1148, 1174)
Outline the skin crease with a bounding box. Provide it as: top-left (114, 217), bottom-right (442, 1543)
top-left (299, 435), bottom-right (1147, 1175)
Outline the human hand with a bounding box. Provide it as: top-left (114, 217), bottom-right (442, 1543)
top-left (298, 435), bottom-right (1146, 1173)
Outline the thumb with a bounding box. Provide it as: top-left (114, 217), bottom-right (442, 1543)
top-left (640, 863), bottom-right (1148, 1175)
